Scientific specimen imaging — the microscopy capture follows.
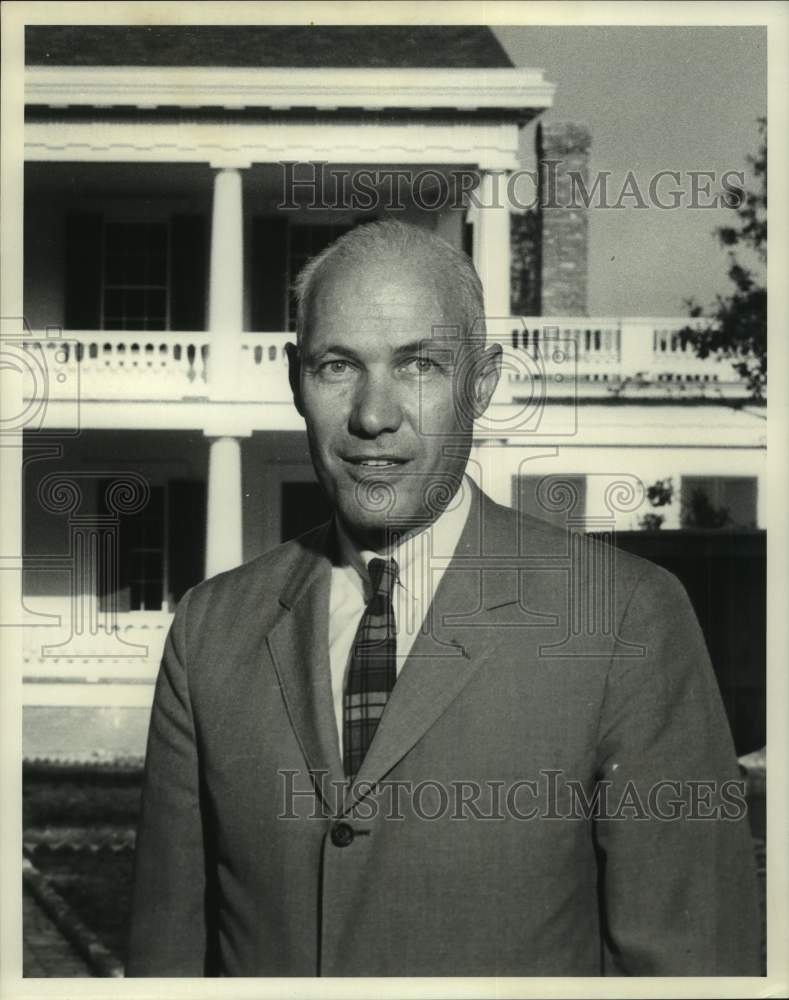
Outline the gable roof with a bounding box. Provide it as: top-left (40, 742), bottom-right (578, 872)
top-left (25, 25), bottom-right (513, 69)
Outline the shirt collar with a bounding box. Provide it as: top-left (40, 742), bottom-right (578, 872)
top-left (334, 475), bottom-right (472, 600)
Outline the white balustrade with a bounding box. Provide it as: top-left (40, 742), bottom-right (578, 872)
top-left (237, 332), bottom-right (293, 403)
top-left (22, 331), bottom-right (210, 401)
top-left (21, 318), bottom-right (745, 407)
top-left (508, 316), bottom-right (742, 395)
top-left (649, 320), bottom-right (725, 383)
top-left (23, 605), bottom-right (171, 686)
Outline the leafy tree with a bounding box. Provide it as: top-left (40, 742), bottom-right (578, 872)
top-left (683, 118), bottom-right (766, 401)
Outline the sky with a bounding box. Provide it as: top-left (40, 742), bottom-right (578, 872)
top-left (494, 26), bottom-right (766, 317)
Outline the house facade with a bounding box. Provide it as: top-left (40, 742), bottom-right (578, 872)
top-left (18, 27), bottom-right (765, 759)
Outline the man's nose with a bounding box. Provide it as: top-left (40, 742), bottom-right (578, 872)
top-left (349, 373), bottom-right (403, 437)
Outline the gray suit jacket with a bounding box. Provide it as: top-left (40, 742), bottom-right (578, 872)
top-left (127, 482), bottom-right (760, 976)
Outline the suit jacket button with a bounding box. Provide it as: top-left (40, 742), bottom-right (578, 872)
top-left (331, 821), bottom-right (354, 848)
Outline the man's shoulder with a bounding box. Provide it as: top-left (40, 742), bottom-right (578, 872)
top-left (176, 520), bottom-right (331, 626)
top-left (478, 489), bottom-right (681, 603)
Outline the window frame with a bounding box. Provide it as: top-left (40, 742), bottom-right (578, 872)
top-left (100, 217), bottom-right (172, 332)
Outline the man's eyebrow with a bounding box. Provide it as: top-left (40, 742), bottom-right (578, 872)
top-left (302, 339), bottom-right (458, 364)
top-left (391, 339), bottom-right (458, 357)
top-left (301, 343), bottom-right (364, 364)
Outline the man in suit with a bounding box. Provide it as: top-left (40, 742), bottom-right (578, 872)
top-left (127, 220), bottom-right (760, 977)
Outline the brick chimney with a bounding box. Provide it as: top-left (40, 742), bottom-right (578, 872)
top-left (511, 122), bottom-right (591, 317)
top-left (538, 122), bottom-right (591, 316)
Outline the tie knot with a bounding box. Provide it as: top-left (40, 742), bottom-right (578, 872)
top-left (368, 557), bottom-right (398, 600)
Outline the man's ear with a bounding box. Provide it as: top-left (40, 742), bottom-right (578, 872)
top-left (285, 342), bottom-right (305, 417)
top-left (470, 342), bottom-right (502, 418)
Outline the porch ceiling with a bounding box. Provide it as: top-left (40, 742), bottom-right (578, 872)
top-left (24, 161), bottom-right (477, 206)
top-left (25, 161), bottom-right (213, 198)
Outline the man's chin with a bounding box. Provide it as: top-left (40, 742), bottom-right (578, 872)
top-left (336, 502), bottom-right (430, 551)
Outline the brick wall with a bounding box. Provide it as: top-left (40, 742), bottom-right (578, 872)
top-left (511, 122), bottom-right (591, 317)
top-left (510, 206), bottom-right (541, 316)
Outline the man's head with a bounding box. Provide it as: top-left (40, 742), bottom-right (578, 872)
top-left (286, 220), bottom-right (501, 550)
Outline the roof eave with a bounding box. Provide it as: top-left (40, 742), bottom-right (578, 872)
top-left (24, 65), bottom-right (555, 116)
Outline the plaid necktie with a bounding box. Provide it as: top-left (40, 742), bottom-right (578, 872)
top-left (343, 557), bottom-right (399, 782)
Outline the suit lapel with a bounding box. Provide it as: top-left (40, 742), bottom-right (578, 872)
top-left (266, 525), bottom-right (346, 810)
top-left (346, 484), bottom-right (519, 812)
top-left (265, 487), bottom-right (535, 816)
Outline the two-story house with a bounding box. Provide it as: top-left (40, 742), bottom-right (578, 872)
top-left (17, 25), bottom-right (765, 759)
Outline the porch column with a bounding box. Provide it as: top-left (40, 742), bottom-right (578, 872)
top-left (204, 161), bottom-right (249, 579)
top-left (619, 318), bottom-right (657, 379)
top-left (472, 170), bottom-right (511, 319)
top-left (208, 163), bottom-right (247, 399)
top-left (205, 435), bottom-right (243, 578)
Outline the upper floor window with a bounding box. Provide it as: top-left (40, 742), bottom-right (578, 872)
top-left (64, 212), bottom-right (206, 331)
top-left (102, 221), bottom-right (169, 331)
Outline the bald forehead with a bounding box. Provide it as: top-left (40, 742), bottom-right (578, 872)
top-left (303, 252), bottom-right (467, 343)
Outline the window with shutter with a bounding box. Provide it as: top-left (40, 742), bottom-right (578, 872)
top-left (102, 221), bottom-right (169, 331)
top-left (97, 477), bottom-right (206, 612)
top-left (64, 213), bottom-right (207, 332)
top-left (97, 479), bottom-right (165, 613)
top-left (681, 476), bottom-right (758, 530)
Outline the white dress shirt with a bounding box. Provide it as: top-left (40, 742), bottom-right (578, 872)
top-left (328, 477), bottom-right (472, 752)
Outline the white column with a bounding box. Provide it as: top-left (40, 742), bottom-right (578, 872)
top-left (472, 170), bottom-right (511, 319)
top-left (619, 318), bottom-right (657, 379)
top-left (208, 165), bottom-right (245, 400)
top-left (205, 435), bottom-right (243, 578)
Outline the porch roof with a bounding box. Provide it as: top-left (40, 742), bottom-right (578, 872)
top-left (24, 26), bottom-right (552, 121)
top-left (25, 25), bottom-right (513, 69)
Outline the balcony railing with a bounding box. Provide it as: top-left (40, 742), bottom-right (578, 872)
top-left (509, 317), bottom-right (743, 394)
top-left (23, 605), bottom-right (171, 695)
top-left (20, 317), bottom-right (747, 407)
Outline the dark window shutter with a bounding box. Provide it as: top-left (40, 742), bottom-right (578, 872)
top-left (682, 475), bottom-right (758, 530)
top-left (96, 478), bottom-right (165, 613)
top-left (65, 213), bottom-right (103, 329)
top-left (170, 215), bottom-right (207, 331)
top-left (721, 477), bottom-right (757, 529)
top-left (168, 479), bottom-right (207, 601)
top-left (251, 217), bottom-right (289, 331)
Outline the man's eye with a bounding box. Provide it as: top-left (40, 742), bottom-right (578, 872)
top-left (402, 356), bottom-right (436, 374)
top-left (319, 359), bottom-right (353, 378)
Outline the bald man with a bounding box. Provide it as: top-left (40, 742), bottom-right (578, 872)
top-left (127, 220), bottom-right (759, 977)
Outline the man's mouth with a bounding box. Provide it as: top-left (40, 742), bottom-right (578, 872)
top-left (343, 457), bottom-right (408, 469)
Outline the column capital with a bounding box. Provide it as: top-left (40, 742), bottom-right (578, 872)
top-left (210, 158), bottom-right (253, 171)
top-left (202, 422), bottom-right (253, 439)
